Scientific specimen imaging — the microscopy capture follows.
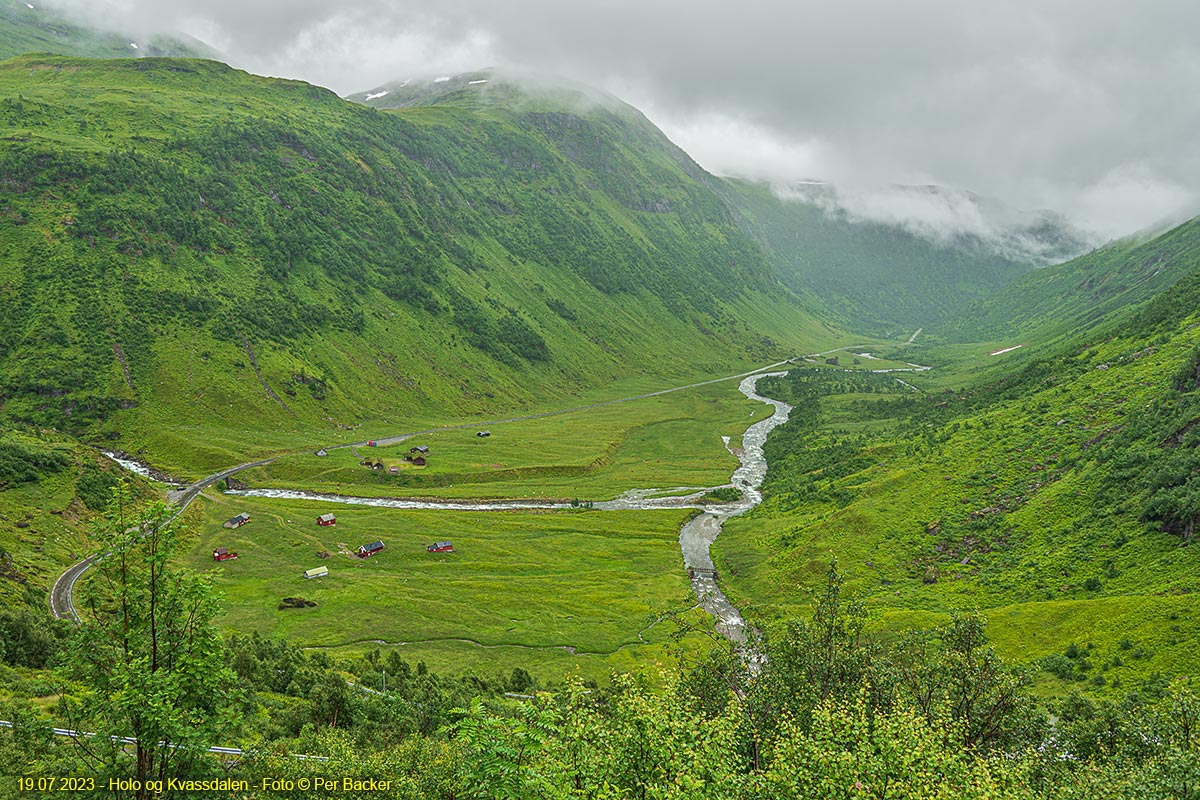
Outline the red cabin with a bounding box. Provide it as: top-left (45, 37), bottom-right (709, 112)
top-left (212, 547), bottom-right (238, 562)
top-left (358, 540), bottom-right (385, 558)
top-left (427, 541), bottom-right (454, 553)
top-left (316, 513), bottom-right (337, 526)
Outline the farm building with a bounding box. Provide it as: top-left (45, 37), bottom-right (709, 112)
top-left (358, 540), bottom-right (385, 558)
top-left (316, 513), bottom-right (337, 526)
top-left (410, 445), bottom-right (429, 454)
top-left (212, 547), bottom-right (238, 562)
top-left (427, 541), bottom-right (454, 553)
top-left (304, 566), bottom-right (329, 579)
top-left (411, 456), bottom-right (426, 466)
top-left (223, 512), bottom-right (251, 529)
top-left (476, 431), bottom-right (491, 437)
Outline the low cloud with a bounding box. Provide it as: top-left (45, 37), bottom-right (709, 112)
top-left (773, 182), bottom-right (1096, 264)
top-left (40, 0), bottom-right (1200, 240)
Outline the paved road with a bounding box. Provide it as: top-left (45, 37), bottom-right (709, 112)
top-left (50, 456), bottom-right (281, 622)
top-left (47, 555), bottom-right (96, 623)
top-left (0, 719), bottom-right (327, 762)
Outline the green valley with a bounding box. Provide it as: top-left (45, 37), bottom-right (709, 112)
top-left (715, 217), bottom-right (1200, 695)
top-left (0, 54), bottom-right (835, 477)
top-left (2, 30), bottom-right (1200, 799)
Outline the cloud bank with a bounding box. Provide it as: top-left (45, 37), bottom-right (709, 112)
top-left (41, 0), bottom-right (1200, 240)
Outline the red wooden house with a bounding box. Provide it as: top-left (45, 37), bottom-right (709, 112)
top-left (316, 513), bottom-right (337, 526)
top-left (358, 540), bottom-right (385, 558)
top-left (213, 547), bottom-right (238, 562)
top-left (427, 541), bottom-right (454, 553)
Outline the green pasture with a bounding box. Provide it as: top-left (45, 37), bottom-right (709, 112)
top-left (186, 492), bottom-right (699, 681)
top-left (241, 380), bottom-right (774, 500)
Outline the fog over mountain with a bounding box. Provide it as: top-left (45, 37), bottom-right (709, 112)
top-left (37, 0), bottom-right (1200, 242)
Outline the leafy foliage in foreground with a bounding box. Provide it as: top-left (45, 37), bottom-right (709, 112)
top-left (6, 561), bottom-right (1200, 798)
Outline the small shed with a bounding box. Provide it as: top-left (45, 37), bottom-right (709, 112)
top-left (410, 445), bottom-right (429, 454)
top-left (358, 540), bottom-right (385, 558)
top-left (223, 512), bottom-right (251, 529)
top-left (427, 541), bottom-right (454, 553)
top-left (304, 566), bottom-right (329, 579)
top-left (316, 513), bottom-right (337, 526)
top-left (411, 456), bottom-right (426, 466)
top-left (212, 547), bottom-right (238, 562)
top-left (476, 431), bottom-right (491, 438)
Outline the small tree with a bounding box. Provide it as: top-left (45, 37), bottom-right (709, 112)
top-left (892, 611), bottom-right (1037, 751)
top-left (59, 482), bottom-right (237, 798)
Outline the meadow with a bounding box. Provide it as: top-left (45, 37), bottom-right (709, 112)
top-left (241, 378), bottom-right (776, 500)
top-left (186, 491), bottom-right (707, 681)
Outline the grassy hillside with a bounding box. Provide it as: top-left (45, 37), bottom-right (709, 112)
top-left (0, 0), bottom-right (213, 60)
top-left (938, 217), bottom-right (1200, 342)
top-left (0, 424), bottom-right (152, 608)
top-left (715, 219), bottom-right (1200, 693)
top-left (0, 55), bottom-right (839, 479)
top-left (725, 179), bottom-right (1054, 337)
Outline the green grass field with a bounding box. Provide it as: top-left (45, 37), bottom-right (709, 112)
top-left (242, 380), bottom-right (774, 500)
top-left (714, 311), bottom-right (1200, 695)
top-left (186, 491), bottom-right (704, 681)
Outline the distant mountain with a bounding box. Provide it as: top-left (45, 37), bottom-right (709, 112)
top-left (726, 179), bottom-right (1093, 337)
top-left (0, 55), bottom-right (829, 474)
top-left (0, 0), bottom-right (216, 60)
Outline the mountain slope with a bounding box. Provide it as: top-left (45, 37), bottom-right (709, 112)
top-left (937, 217), bottom-right (1200, 342)
top-left (0, 0), bottom-right (214, 60)
top-left (0, 55), bottom-right (834, 475)
top-left (725, 180), bottom-right (1090, 337)
top-left (715, 219), bottom-right (1200, 690)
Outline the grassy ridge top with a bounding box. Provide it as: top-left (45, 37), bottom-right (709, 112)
top-left (0, 55), bottom-right (837, 475)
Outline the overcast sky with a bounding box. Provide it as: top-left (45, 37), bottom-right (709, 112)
top-left (44, 0), bottom-right (1200, 240)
